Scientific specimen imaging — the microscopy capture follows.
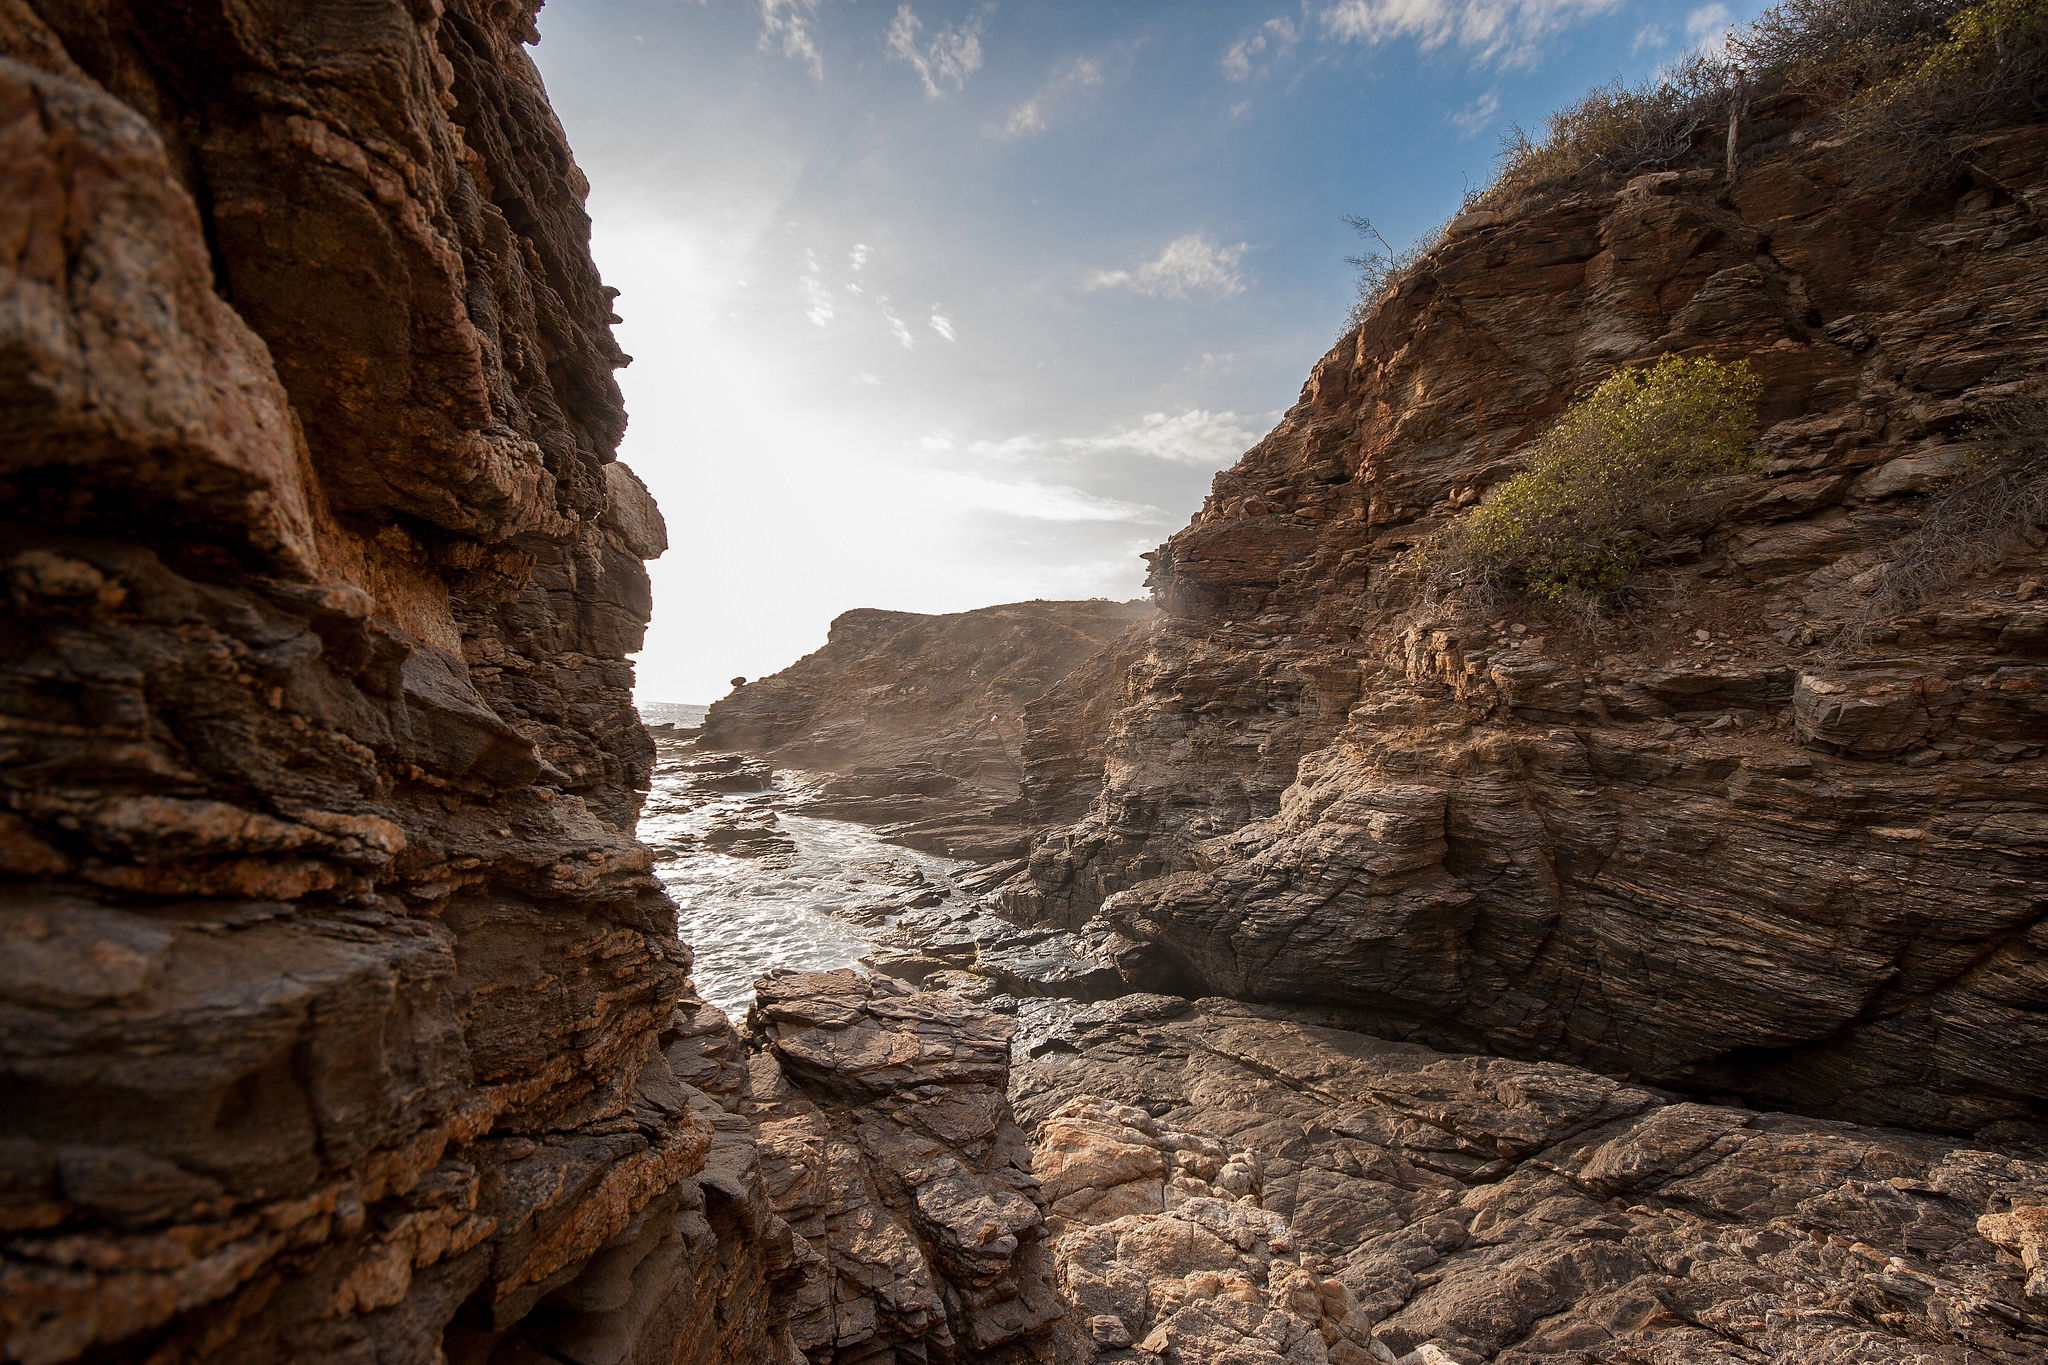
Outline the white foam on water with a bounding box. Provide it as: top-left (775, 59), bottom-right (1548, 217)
top-left (640, 769), bottom-right (969, 1014)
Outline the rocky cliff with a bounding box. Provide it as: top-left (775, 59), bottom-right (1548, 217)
top-left (704, 600), bottom-right (1154, 860)
top-left (1005, 82), bottom-right (2048, 1138)
top-left (0, 4), bottom-right (799, 1361)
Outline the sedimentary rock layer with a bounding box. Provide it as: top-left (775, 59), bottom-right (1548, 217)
top-left (0, 3), bottom-right (789, 1360)
top-left (1008, 100), bottom-right (2048, 1137)
top-left (705, 600), bottom-right (1154, 859)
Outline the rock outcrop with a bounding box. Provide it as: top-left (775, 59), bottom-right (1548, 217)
top-left (0, 3), bottom-right (803, 1361)
top-left (1006, 94), bottom-right (2048, 1137)
top-left (704, 600), bottom-right (1153, 860)
top-left (1016, 995), bottom-right (2048, 1364)
top-left (745, 970), bottom-right (1067, 1363)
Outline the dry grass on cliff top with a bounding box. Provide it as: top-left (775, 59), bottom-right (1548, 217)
top-left (1345, 0), bottom-right (2048, 324)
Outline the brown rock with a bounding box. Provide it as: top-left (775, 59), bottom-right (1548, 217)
top-left (744, 970), bottom-right (1067, 1362)
top-left (1006, 97), bottom-right (2048, 1137)
top-left (0, 4), bottom-right (796, 1362)
top-left (702, 601), bottom-right (1153, 859)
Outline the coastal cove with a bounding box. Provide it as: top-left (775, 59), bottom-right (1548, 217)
top-left (2, 1), bottom-right (2045, 1362)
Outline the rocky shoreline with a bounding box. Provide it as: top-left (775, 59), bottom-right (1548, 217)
top-left (641, 733), bottom-right (2048, 1361)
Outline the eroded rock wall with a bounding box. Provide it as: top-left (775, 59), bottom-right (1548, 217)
top-left (1008, 113), bottom-right (2048, 1136)
top-left (0, 3), bottom-right (799, 1360)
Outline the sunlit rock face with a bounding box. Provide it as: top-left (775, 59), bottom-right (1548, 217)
top-left (704, 599), bottom-right (1154, 862)
top-left (0, 3), bottom-right (805, 1360)
top-left (1013, 995), bottom-right (2048, 1364)
top-left (1006, 116), bottom-right (2048, 1138)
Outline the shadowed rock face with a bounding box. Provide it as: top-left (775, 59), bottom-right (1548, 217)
top-left (0, 3), bottom-right (802, 1361)
top-left (1006, 115), bottom-right (2048, 1139)
top-left (704, 600), bottom-right (1154, 861)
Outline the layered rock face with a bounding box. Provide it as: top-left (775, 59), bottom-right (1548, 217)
top-left (705, 600), bottom-right (1153, 859)
top-left (1009, 107), bottom-right (2048, 1137)
top-left (0, 3), bottom-right (794, 1360)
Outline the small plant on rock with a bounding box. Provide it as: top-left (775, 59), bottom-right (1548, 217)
top-left (1453, 354), bottom-right (1763, 604)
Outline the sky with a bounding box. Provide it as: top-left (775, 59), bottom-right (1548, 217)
top-left (529, 0), bottom-right (1766, 703)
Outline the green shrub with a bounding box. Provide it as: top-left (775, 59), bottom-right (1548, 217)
top-left (1456, 355), bottom-right (1762, 603)
top-left (1727, 0), bottom-right (1970, 84)
top-left (1847, 0), bottom-right (2048, 159)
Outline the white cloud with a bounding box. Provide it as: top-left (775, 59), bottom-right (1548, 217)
top-left (997, 54), bottom-right (1106, 139)
top-left (965, 408), bottom-right (1270, 469)
top-left (799, 252), bottom-right (835, 326)
top-left (1223, 16), bottom-right (1298, 81)
top-left (928, 472), bottom-right (1163, 523)
top-left (885, 2), bottom-right (989, 100)
top-left (1450, 90), bottom-right (1500, 135)
top-left (929, 312), bottom-right (956, 341)
top-left (851, 371), bottom-right (882, 386)
top-left (848, 242), bottom-right (872, 270)
top-left (759, 0), bottom-right (829, 80)
top-left (1082, 233), bottom-right (1249, 300)
top-left (1631, 23), bottom-right (1669, 54)
top-left (1685, 2), bottom-right (1736, 54)
top-left (879, 299), bottom-right (915, 349)
top-left (1065, 409), bottom-right (1267, 466)
top-left (1317, 0), bottom-right (1620, 68)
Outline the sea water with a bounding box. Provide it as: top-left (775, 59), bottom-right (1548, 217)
top-left (638, 753), bottom-right (971, 1013)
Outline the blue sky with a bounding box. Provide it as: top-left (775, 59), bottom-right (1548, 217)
top-left (530, 0), bottom-right (1763, 702)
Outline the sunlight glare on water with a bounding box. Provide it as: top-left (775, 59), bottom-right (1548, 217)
top-left (639, 765), bottom-right (970, 1014)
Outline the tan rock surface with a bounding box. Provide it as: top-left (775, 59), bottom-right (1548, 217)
top-left (1019, 996), bottom-right (2048, 1364)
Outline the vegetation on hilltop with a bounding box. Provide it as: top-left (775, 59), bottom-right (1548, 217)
top-left (1346, 0), bottom-right (2048, 322)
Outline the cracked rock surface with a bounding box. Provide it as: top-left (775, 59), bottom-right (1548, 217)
top-left (1016, 996), bottom-right (2048, 1365)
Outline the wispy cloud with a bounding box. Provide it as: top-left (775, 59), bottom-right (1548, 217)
top-left (1685, 2), bottom-right (1736, 54)
top-left (961, 408), bottom-right (1269, 469)
top-left (799, 250), bottom-right (835, 326)
top-left (879, 298), bottom-right (915, 349)
top-left (929, 472), bottom-right (1163, 523)
top-left (929, 312), bottom-right (956, 341)
top-left (885, 2), bottom-right (990, 100)
top-left (997, 53), bottom-right (1107, 138)
top-left (759, 0), bottom-right (829, 80)
top-left (1082, 233), bottom-right (1248, 300)
top-left (1317, 0), bottom-right (1620, 68)
top-left (1449, 89), bottom-right (1500, 135)
top-left (848, 242), bottom-right (871, 271)
top-left (1222, 16), bottom-right (1298, 81)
